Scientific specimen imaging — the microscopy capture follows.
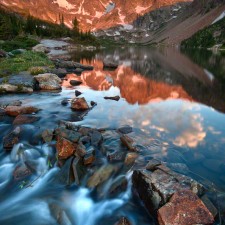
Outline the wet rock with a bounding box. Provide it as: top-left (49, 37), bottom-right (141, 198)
top-left (3, 127), bottom-right (21, 150)
top-left (104, 96), bottom-right (120, 101)
top-left (56, 60), bottom-right (93, 70)
top-left (107, 151), bottom-right (125, 162)
top-left (0, 84), bottom-right (33, 93)
top-left (73, 62), bottom-right (94, 70)
top-left (158, 190), bottom-right (214, 225)
top-left (32, 44), bottom-right (50, 53)
top-left (0, 108), bottom-right (5, 117)
top-left (70, 80), bottom-right (82, 86)
top-left (120, 135), bottom-right (137, 151)
top-left (76, 142), bottom-right (87, 157)
top-left (13, 163), bottom-right (32, 181)
top-left (13, 115), bottom-right (40, 125)
top-left (83, 153), bottom-right (95, 165)
top-left (103, 59), bottom-right (118, 69)
top-left (5, 105), bottom-right (39, 116)
top-left (42, 129), bottom-right (54, 143)
top-left (75, 90), bottom-right (82, 97)
top-left (50, 68), bottom-right (68, 78)
top-left (118, 125), bottom-right (133, 134)
top-left (73, 68), bottom-right (84, 75)
top-left (124, 152), bottom-right (138, 166)
top-left (201, 195), bottom-right (218, 218)
top-left (71, 97), bottom-right (89, 110)
top-left (87, 164), bottom-right (116, 188)
top-left (58, 157), bottom-right (74, 185)
top-left (109, 176), bottom-right (128, 196)
top-left (132, 164), bottom-right (205, 215)
top-left (78, 127), bottom-right (91, 136)
top-left (72, 156), bottom-right (87, 185)
top-left (114, 217), bottom-right (131, 225)
top-left (0, 100), bottom-right (22, 108)
top-left (55, 127), bottom-right (81, 143)
top-left (34, 73), bottom-right (62, 90)
top-left (61, 99), bottom-right (69, 106)
top-left (56, 136), bottom-right (76, 159)
top-left (91, 130), bottom-right (102, 146)
top-left (80, 136), bottom-right (91, 145)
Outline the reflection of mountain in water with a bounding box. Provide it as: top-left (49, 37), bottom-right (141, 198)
top-left (70, 47), bottom-right (225, 112)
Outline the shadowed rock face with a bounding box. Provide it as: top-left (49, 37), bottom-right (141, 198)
top-left (1, 0), bottom-right (190, 31)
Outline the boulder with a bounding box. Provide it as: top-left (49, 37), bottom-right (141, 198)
top-left (56, 136), bottom-right (76, 159)
top-left (32, 44), bottom-right (50, 53)
top-left (5, 105), bottom-right (39, 117)
top-left (132, 163), bottom-right (205, 215)
top-left (0, 100), bottom-right (22, 108)
top-left (34, 73), bottom-right (62, 90)
top-left (107, 151), bottom-right (125, 162)
top-left (90, 101), bottom-right (97, 106)
top-left (61, 99), bottom-right (69, 106)
top-left (76, 142), bottom-right (87, 157)
top-left (104, 96), bottom-right (120, 101)
top-left (73, 68), bottom-right (84, 75)
top-left (0, 84), bottom-right (33, 93)
top-left (3, 127), bottom-right (21, 150)
top-left (50, 68), bottom-right (68, 78)
top-left (109, 176), bottom-right (128, 196)
top-left (71, 97), bottom-right (89, 110)
top-left (75, 90), bottom-right (82, 97)
top-left (103, 59), bottom-right (118, 69)
top-left (158, 190), bottom-right (214, 225)
top-left (13, 115), bottom-right (39, 125)
top-left (70, 80), bottom-right (82, 86)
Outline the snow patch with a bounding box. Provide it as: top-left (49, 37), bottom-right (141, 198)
top-left (212, 11), bottom-right (225, 24)
top-left (53, 0), bottom-right (75, 10)
top-left (135, 6), bottom-right (150, 14)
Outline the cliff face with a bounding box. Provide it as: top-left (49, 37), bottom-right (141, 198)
top-left (0, 0), bottom-right (191, 31)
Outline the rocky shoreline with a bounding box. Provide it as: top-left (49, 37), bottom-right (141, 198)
top-left (0, 39), bottom-right (222, 225)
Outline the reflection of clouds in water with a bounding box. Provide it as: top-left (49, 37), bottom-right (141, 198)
top-left (173, 113), bottom-right (206, 148)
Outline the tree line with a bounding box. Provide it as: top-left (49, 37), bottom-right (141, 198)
top-left (0, 7), bottom-right (99, 45)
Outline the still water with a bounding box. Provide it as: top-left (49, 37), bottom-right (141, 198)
top-left (0, 46), bottom-right (225, 224)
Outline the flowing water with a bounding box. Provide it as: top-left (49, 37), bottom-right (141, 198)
top-left (0, 46), bottom-right (225, 224)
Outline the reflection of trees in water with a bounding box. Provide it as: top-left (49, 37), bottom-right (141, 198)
top-left (182, 48), bottom-right (225, 86)
top-left (71, 49), bottom-right (100, 64)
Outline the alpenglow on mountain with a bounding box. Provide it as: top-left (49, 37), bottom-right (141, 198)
top-left (0, 0), bottom-right (191, 30)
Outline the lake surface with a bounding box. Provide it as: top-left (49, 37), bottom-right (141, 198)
top-left (0, 46), bottom-right (225, 224)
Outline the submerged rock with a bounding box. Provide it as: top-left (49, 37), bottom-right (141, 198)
top-left (71, 97), bottom-right (89, 110)
top-left (5, 105), bottom-right (39, 116)
top-left (72, 156), bottom-right (87, 185)
top-left (34, 73), bottom-right (62, 90)
top-left (158, 190), bottom-right (214, 225)
top-left (124, 152), bottom-right (138, 166)
top-left (87, 164), bottom-right (116, 188)
top-left (83, 153), bottom-right (95, 165)
top-left (42, 129), bottom-right (54, 143)
top-left (13, 163), bottom-right (32, 181)
top-left (104, 96), bottom-right (120, 101)
top-left (13, 115), bottom-right (40, 125)
top-left (90, 130), bottom-right (102, 147)
top-left (61, 99), bottom-right (69, 106)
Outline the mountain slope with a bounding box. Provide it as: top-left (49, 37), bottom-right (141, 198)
top-left (0, 0), bottom-right (191, 31)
